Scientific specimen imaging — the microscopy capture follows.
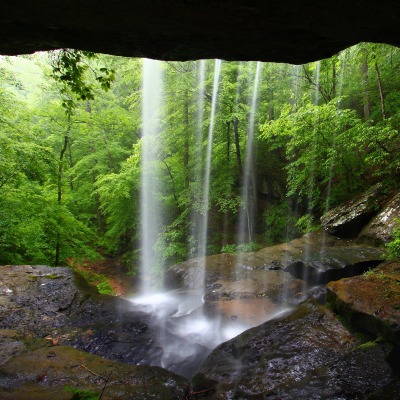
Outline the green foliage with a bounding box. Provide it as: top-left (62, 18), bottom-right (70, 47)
top-left (49, 49), bottom-right (115, 112)
top-left (221, 241), bottom-right (262, 254)
top-left (1, 44), bottom-right (399, 288)
top-left (387, 223), bottom-right (400, 259)
top-left (96, 281), bottom-right (116, 295)
top-left (295, 214), bottom-right (320, 235)
top-left (74, 267), bottom-right (116, 296)
top-left (65, 386), bottom-right (99, 400)
top-left (264, 201), bottom-right (300, 245)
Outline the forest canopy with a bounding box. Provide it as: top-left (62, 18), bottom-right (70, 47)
top-left (0, 43), bottom-right (399, 272)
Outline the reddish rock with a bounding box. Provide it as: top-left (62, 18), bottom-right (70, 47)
top-left (327, 260), bottom-right (400, 346)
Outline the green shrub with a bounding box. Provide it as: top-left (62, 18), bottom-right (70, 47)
top-left (74, 268), bottom-right (116, 296)
top-left (295, 214), bottom-right (319, 235)
top-left (387, 223), bottom-right (400, 259)
top-left (65, 386), bottom-right (99, 400)
top-left (221, 241), bottom-right (262, 254)
top-left (264, 201), bottom-right (299, 245)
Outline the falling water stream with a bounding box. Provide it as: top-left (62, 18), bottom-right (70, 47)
top-left (196, 59), bottom-right (221, 293)
top-left (131, 59), bottom-right (253, 378)
top-left (237, 62), bottom-right (262, 246)
top-left (131, 59), bottom-right (292, 379)
top-left (139, 58), bottom-right (163, 295)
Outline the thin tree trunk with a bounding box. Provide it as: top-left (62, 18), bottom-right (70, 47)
top-left (233, 117), bottom-right (243, 176)
top-left (55, 112), bottom-right (71, 266)
top-left (332, 58), bottom-right (337, 99)
top-left (184, 92), bottom-right (190, 190)
top-left (374, 61), bottom-right (386, 120)
top-left (268, 88), bottom-right (275, 120)
top-left (361, 48), bottom-right (371, 119)
top-left (226, 120), bottom-right (231, 165)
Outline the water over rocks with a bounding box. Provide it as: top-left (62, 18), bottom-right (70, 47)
top-left (166, 230), bottom-right (385, 297)
top-left (1, 191), bottom-right (399, 398)
top-left (192, 301), bottom-right (399, 399)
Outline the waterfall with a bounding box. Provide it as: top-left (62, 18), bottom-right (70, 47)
top-left (195, 59), bottom-right (222, 291)
top-left (191, 60), bottom-right (206, 258)
top-left (188, 60), bottom-right (209, 293)
top-left (140, 58), bottom-right (163, 294)
top-left (237, 62), bottom-right (262, 246)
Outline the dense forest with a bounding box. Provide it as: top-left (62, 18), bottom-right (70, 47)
top-left (1, 43), bottom-right (399, 277)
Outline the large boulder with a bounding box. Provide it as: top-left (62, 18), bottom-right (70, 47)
top-left (2, 1), bottom-right (400, 63)
top-left (357, 191), bottom-right (400, 245)
top-left (327, 259), bottom-right (400, 347)
top-left (320, 184), bottom-right (390, 239)
top-left (191, 301), bottom-right (400, 399)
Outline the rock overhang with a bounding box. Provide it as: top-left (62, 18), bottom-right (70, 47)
top-left (1, 0), bottom-right (400, 63)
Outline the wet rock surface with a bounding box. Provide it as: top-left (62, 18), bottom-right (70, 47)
top-left (320, 184), bottom-right (397, 240)
top-left (357, 191), bottom-right (400, 245)
top-left (192, 301), bottom-right (400, 399)
top-left (166, 230), bottom-right (385, 292)
top-left (327, 260), bottom-right (400, 347)
top-left (0, 344), bottom-right (189, 400)
top-left (0, 265), bottom-right (162, 366)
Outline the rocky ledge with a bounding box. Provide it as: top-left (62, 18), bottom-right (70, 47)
top-left (0, 335), bottom-right (188, 400)
top-left (0, 265), bottom-right (191, 398)
top-left (192, 300), bottom-right (400, 399)
top-left (327, 259), bottom-right (400, 347)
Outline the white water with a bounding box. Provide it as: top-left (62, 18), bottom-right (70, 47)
top-left (129, 289), bottom-right (287, 378)
top-left (195, 59), bottom-right (222, 291)
top-left (237, 62), bottom-right (262, 245)
top-left (189, 60), bottom-right (207, 290)
top-left (140, 59), bottom-right (164, 294)
top-left (129, 59), bottom-right (306, 380)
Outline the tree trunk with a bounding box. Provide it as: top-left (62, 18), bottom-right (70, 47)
top-left (184, 91), bottom-right (190, 190)
top-left (361, 47), bottom-right (371, 119)
top-left (332, 58), bottom-right (337, 99)
top-left (55, 112), bottom-right (71, 266)
top-left (233, 117), bottom-right (243, 176)
top-left (268, 88), bottom-right (275, 120)
top-left (226, 120), bottom-right (231, 165)
top-left (374, 61), bottom-right (386, 120)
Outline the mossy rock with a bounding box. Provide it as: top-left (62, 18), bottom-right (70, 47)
top-left (0, 345), bottom-right (189, 399)
top-left (327, 260), bottom-right (400, 347)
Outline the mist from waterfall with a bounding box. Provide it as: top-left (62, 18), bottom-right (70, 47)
top-left (140, 59), bottom-right (164, 294)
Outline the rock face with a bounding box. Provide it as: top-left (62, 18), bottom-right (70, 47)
top-left (166, 230), bottom-right (385, 291)
top-left (2, 1), bottom-right (400, 63)
top-left (192, 301), bottom-right (400, 399)
top-left (357, 191), bottom-right (400, 245)
top-left (327, 260), bottom-right (400, 347)
top-left (320, 184), bottom-right (387, 239)
top-left (320, 186), bottom-right (400, 245)
top-left (0, 265), bottom-right (191, 398)
top-left (0, 265), bottom-right (162, 366)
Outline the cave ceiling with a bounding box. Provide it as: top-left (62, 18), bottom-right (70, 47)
top-left (2, 0), bottom-right (400, 64)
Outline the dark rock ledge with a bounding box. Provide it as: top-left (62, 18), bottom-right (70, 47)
top-left (0, 265), bottom-right (189, 399)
